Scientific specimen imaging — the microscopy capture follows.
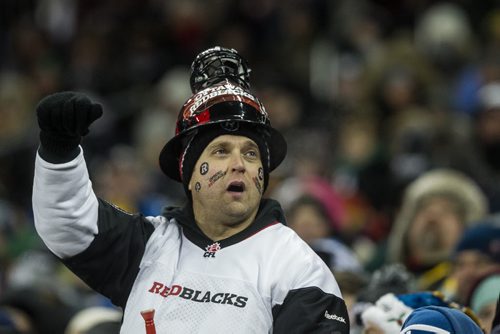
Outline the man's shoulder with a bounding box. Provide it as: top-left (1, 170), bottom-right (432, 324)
top-left (144, 215), bottom-right (171, 229)
top-left (259, 225), bottom-right (323, 266)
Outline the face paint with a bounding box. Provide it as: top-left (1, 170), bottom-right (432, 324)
top-left (195, 182), bottom-right (201, 192)
top-left (208, 170), bottom-right (227, 187)
top-left (258, 167), bottom-right (264, 181)
top-left (253, 176), bottom-right (262, 194)
top-left (200, 162), bottom-right (209, 175)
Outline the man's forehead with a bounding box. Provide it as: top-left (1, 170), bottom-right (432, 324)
top-left (207, 134), bottom-right (258, 147)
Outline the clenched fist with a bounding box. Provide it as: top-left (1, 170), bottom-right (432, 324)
top-left (36, 92), bottom-right (103, 161)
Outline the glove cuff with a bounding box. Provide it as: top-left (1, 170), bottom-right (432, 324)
top-left (39, 131), bottom-right (82, 163)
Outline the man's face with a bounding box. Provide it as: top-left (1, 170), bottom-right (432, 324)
top-left (407, 196), bottom-right (463, 266)
top-left (188, 134), bottom-right (264, 225)
top-left (288, 204), bottom-right (331, 244)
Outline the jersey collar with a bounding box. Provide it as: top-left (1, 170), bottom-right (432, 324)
top-left (162, 198), bottom-right (286, 250)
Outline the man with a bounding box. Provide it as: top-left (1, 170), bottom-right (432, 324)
top-left (32, 47), bottom-right (349, 333)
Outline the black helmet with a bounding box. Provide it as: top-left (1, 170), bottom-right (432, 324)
top-left (159, 47), bottom-right (287, 182)
top-left (190, 46), bottom-right (251, 93)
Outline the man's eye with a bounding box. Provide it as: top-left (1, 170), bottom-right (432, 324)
top-left (245, 150), bottom-right (258, 157)
top-left (213, 148), bottom-right (226, 155)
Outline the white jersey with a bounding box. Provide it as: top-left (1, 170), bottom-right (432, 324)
top-left (33, 149), bottom-right (349, 333)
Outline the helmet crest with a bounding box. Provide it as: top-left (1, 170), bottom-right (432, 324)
top-left (190, 46), bottom-right (251, 93)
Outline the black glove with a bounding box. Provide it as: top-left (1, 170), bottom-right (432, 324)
top-left (37, 91), bottom-right (103, 162)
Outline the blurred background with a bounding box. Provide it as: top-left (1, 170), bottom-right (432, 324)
top-left (1, 0), bottom-right (500, 333)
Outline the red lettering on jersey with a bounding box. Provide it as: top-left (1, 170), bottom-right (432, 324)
top-left (168, 284), bottom-right (182, 296)
top-left (148, 281), bottom-right (164, 294)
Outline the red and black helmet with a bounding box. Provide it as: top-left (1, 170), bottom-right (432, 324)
top-left (159, 47), bottom-right (287, 182)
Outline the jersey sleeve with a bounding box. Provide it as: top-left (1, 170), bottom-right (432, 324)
top-left (271, 233), bottom-right (350, 333)
top-left (32, 148), bottom-right (155, 307)
top-left (62, 199), bottom-right (155, 307)
top-left (33, 148), bottom-right (99, 258)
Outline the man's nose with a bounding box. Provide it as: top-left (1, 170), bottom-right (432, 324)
top-left (230, 152), bottom-right (246, 173)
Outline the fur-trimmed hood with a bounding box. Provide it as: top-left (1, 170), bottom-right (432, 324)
top-left (387, 168), bottom-right (488, 265)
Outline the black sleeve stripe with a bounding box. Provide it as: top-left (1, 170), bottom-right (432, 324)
top-left (62, 198), bottom-right (155, 308)
top-left (272, 286), bottom-right (350, 334)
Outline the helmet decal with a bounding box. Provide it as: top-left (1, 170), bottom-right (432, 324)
top-left (185, 82), bottom-right (264, 115)
top-left (175, 81), bottom-right (269, 136)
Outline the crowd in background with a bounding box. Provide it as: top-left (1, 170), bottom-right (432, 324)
top-left (1, 0), bottom-right (500, 333)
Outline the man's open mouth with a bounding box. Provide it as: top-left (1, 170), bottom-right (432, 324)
top-left (227, 181), bottom-right (245, 192)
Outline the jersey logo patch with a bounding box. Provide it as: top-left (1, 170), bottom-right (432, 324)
top-left (324, 310), bottom-right (347, 323)
top-left (204, 242), bottom-right (221, 258)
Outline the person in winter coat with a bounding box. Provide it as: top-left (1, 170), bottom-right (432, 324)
top-left (386, 169), bottom-right (488, 292)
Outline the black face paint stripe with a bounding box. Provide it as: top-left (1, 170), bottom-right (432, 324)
top-left (253, 176), bottom-right (262, 194)
top-left (208, 170), bottom-right (227, 187)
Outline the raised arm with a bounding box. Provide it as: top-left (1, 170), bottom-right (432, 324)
top-left (32, 92), bottom-right (155, 307)
top-left (33, 92), bottom-right (103, 257)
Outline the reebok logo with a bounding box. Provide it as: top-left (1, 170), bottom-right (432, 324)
top-left (324, 310), bottom-right (346, 323)
top-left (148, 281), bottom-right (248, 308)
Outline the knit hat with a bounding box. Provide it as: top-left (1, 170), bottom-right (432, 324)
top-left (454, 217), bottom-right (500, 263)
top-left (179, 123), bottom-right (270, 195)
top-left (360, 291), bottom-right (483, 333)
top-left (400, 305), bottom-right (483, 334)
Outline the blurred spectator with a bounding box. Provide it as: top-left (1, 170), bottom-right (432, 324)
top-left (271, 129), bottom-right (346, 231)
top-left (354, 264), bottom-right (415, 333)
top-left (414, 3), bottom-right (475, 76)
top-left (465, 269), bottom-right (500, 334)
top-left (0, 200), bottom-right (41, 286)
top-left (0, 72), bottom-right (38, 210)
top-left (455, 81), bottom-right (500, 211)
top-left (492, 294), bottom-right (500, 334)
top-left (361, 293), bottom-right (414, 334)
top-left (285, 194), bottom-right (362, 273)
top-left (286, 195), bottom-right (339, 244)
top-left (330, 112), bottom-right (393, 265)
top-left (0, 305), bottom-right (33, 333)
top-left (285, 194), bottom-right (367, 331)
top-left (441, 80), bottom-right (500, 213)
top-left (91, 145), bottom-right (173, 216)
top-left (357, 263), bottom-right (415, 305)
top-left (65, 306), bottom-right (122, 334)
top-left (131, 66), bottom-right (191, 206)
top-left (362, 291), bottom-right (484, 334)
top-left (451, 217), bottom-right (500, 305)
top-left (400, 305), bottom-right (483, 334)
top-left (334, 270), bottom-right (368, 333)
top-left (0, 286), bottom-right (76, 334)
top-left (332, 113), bottom-right (386, 205)
top-left (386, 168), bottom-right (488, 291)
